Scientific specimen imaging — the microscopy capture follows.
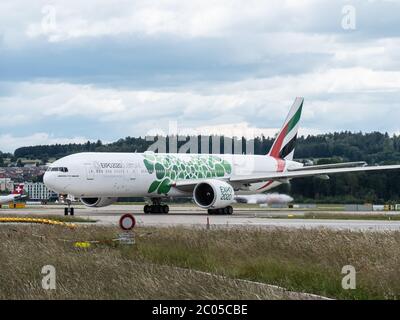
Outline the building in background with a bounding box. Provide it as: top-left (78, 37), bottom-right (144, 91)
top-left (20, 159), bottom-right (41, 168)
top-left (24, 182), bottom-right (58, 201)
top-left (0, 178), bottom-right (14, 192)
top-left (0, 167), bottom-right (47, 183)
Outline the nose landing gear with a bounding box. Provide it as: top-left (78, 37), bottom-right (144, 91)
top-left (64, 207), bottom-right (75, 216)
top-left (64, 199), bottom-right (75, 216)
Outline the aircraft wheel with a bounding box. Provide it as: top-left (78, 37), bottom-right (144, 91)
top-left (70, 208), bottom-right (75, 216)
top-left (162, 205), bottom-right (169, 214)
top-left (209, 208), bottom-right (223, 215)
top-left (64, 207), bottom-right (69, 216)
top-left (145, 204), bottom-right (169, 214)
top-left (227, 206), bottom-right (233, 215)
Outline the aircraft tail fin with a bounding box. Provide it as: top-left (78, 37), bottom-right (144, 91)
top-left (268, 97), bottom-right (304, 161)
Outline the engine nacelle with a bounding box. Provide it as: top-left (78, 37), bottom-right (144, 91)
top-left (80, 197), bottom-right (117, 208)
top-left (193, 180), bottom-right (235, 209)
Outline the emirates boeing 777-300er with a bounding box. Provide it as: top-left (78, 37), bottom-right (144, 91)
top-left (44, 98), bottom-right (400, 215)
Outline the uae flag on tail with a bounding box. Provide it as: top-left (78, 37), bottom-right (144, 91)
top-left (268, 97), bottom-right (304, 161)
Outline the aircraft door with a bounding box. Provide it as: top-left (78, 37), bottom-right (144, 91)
top-left (85, 164), bottom-right (95, 180)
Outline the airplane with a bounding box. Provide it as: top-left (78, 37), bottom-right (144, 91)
top-left (235, 193), bottom-right (294, 205)
top-left (44, 97), bottom-right (400, 215)
top-left (0, 184), bottom-right (26, 205)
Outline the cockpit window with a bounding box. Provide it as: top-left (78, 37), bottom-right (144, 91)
top-left (47, 167), bottom-right (69, 172)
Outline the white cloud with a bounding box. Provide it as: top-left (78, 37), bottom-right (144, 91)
top-left (16, 0), bottom-right (398, 42)
top-left (0, 133), bottom-right (92, 153)
top-left (43, 90), bottom-right (126, 116)
top-left (1, 64), bottom-right (399, 153)
top-left (0, 82), bottom-right (127, 124)
top-left (23, 0), bottom-right (321, 42)
top-left (3, 67), bottom-right (400, 121)
top-left (1, 1), bottom-right (400, 152)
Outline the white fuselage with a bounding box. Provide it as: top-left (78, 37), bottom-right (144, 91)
top-left (44, 152), bottom-right (303, 198)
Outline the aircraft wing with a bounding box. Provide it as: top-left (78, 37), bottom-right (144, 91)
top-left (288, 161), bottom-right (367, 171)
top-left (173, 164), bottom-right (400, 191)
top-left (0, 195), bottom-right (16, 205)
top-left (0, 194), bottom-right (25, 202)
top-left (229, 165), bottom-right (400, 184)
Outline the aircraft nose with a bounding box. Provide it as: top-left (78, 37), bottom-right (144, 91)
top-left (43, 172), bottom-right (50, 185)
top-left (43, 172), bottom-right (56, 190)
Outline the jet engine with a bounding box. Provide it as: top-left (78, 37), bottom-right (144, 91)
top-left (80, 197), bottom-right (117, 208)
top-left (193, 180), bottom-right (235, 209)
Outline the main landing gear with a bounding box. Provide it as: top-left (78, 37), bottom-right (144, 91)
top-left (208, 206), bottom-right (233, 215)
top-left (144, 198), bottom-right (169, 214)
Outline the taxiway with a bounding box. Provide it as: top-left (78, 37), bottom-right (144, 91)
top-left (1, 204), bottom-right (400, 232)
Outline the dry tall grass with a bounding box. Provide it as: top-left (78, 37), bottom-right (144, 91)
top-left (0, 225), bottom-right (301, 300)
top-left (134, 227), bottom-right (400, 300)
top-left (1, 225), bottom-right (399, 299)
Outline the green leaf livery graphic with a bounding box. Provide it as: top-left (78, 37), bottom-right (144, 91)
top-left (143, 154), bottom-right (232, 195)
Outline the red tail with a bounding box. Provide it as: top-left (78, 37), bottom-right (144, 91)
top-left (13, 184), bottom-right (24, 195)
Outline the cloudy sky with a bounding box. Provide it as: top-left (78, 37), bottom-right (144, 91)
top-left (0, 0), bottom-right (400, 152)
